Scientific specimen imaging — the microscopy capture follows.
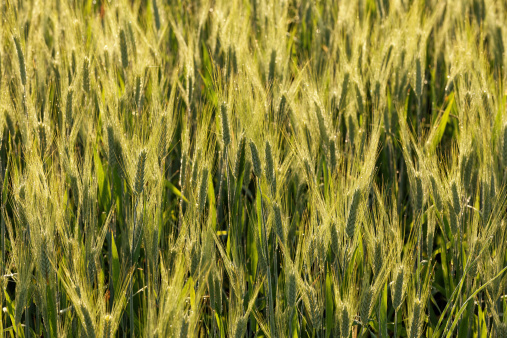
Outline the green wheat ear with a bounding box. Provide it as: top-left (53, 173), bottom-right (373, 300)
top-left (392, 267), bottom-right (404, 310)
top-left (66, 90), bottom-right (74, 128)
top-left (265, 140), bottom-right (276, 195)
top-left (331, 222), bottom-right (339, 256)
top-left (373, 240), bottom-right (382, 276)
top-left (415, 172), bottom-right (424, 213)
top-left (329, 138), bottom-right (337, 173)
top-left (13, 36), bottom-right (26, 86)
top-left (234, 315), bottom-right (247, 338)
top-left (503, 124), bottom-right (507, 168)
top-left (273, 202), bottom-right (284, 243)
top-left (158, 115), bottom-right (167, 163)
top-left (286, 270), bottom-right (296, 308)
top-left (220, 102), bottom-right (230, 147)
top-left (360, 284), bottom-right (373, 326)
top-left (135, 149), bottom-right (147, 195)
top-left (346, 188), bottom-right (361, 238)
top-left (198, 167), bottom-right (209, 216)
top-left (152, 0), bottom-right (161, 30)
top-left (429, 175), bottom-right (442, 211)
top-left (268, 49), bottom-right (276, 84)
top-left (233, 136), bottom-right (246, 180)
top-left (340, 304), bottom-right (350, 338)
top-left (120, 29), bottom-right (129, 69)
top-left (409, 298), bottom-right (422, 338)
top-left (249, 141), bottom-right (262, 178)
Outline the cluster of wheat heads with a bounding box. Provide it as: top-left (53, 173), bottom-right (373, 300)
top-left (0, 0), bottom-right (506, 337)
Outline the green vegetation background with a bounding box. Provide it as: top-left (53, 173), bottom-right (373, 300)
top-left (0, 0), bottom-right (506, 337)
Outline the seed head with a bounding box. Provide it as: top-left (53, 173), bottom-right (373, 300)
top-left (503, 124), bottom-right (507, 168)
top-left (102, 315), bottom-right (111, 338)
top-left (415, 57), bottom-right (423, 98)
top-left (273, 203), bottom-right (284, 243)
top-left (13, 36), bottom-right (26, 86)
top-left (340, 305), bottom-right (350, 338)
top-left (346, 188), bottom-right (361, 238)
top-left (265, 141), bottom-right (276, 195)
top-left (360, 284), bottom-right (373, 326)
top-left (373, 241), bottom-right (382, 276)
top-left (330, 223), bottom-right (339, 256)
top-left (152, 0), bottom-right (161, 30)
top-left (234, 315), bottom-right (247, 338)
top-left (158, 115), bottom-right (167, 163)
top-left (451, 180), bottom-right (460, 215)
top-left (339, 73), bottom-right (350, 111)
top-left (135, 149), bottom-right (147, 195)
top-left (409, 298), bottom-right (422, 338)
top-left (268, 49), bottom-right (276, 84)
top-left (234, 136), bottom-right (246, 180)
top-left (66, 90), bottom-right (74, 127)
top-left (249, 141), bottom-right (262, 178)
top-left (220, 103), bottom-right (230, 147)
top-left (429, 175), bottom-right (442, 211)
top-left (393, 267), bottom-right (404, 310)
top-left (198, 168), bottom-right (209, 215)
top-left (83, 57), bottom-right (90, 94)
top-left (415, 172), bottom-right (424, 213)
top-left (286, 271), bottom-right (296, 308)
top-left (120, 29), bottom-right (129, 69)
top-left (329, 138), bottom-right (337, 173)
top-left (81, 303), bottom-right (96, 338)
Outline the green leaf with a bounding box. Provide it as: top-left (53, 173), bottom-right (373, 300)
top-left (4, 290), bottom-right (17, 336)
top-left (165, 180), bottom-right (189, 203)
top-left (94, 147), bottom-right (110, 208)
top-left (111, 232), bottom-right (120, 292)
top-left (426, 92), bottom-right (454, 153)
top-left (46, 284), bottom-right (58, 337)
top-left (380, 282), bottom-right (388, 337)
top-left (325, 267), bottom-right (333, 338)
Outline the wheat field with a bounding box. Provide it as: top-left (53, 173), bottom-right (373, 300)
top-left (0, 0), bottom-right (506, 337)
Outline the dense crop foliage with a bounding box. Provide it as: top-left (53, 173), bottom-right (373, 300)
top-left (0, 0), bottom-right (507, 337)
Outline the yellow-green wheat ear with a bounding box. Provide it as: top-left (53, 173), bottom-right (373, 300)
top-left (81, 303), bottom-right (96, 338)
top-left (83, 57), bottom-right (90, 94)
top-left (102, 315), bottom-right (111, 338)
